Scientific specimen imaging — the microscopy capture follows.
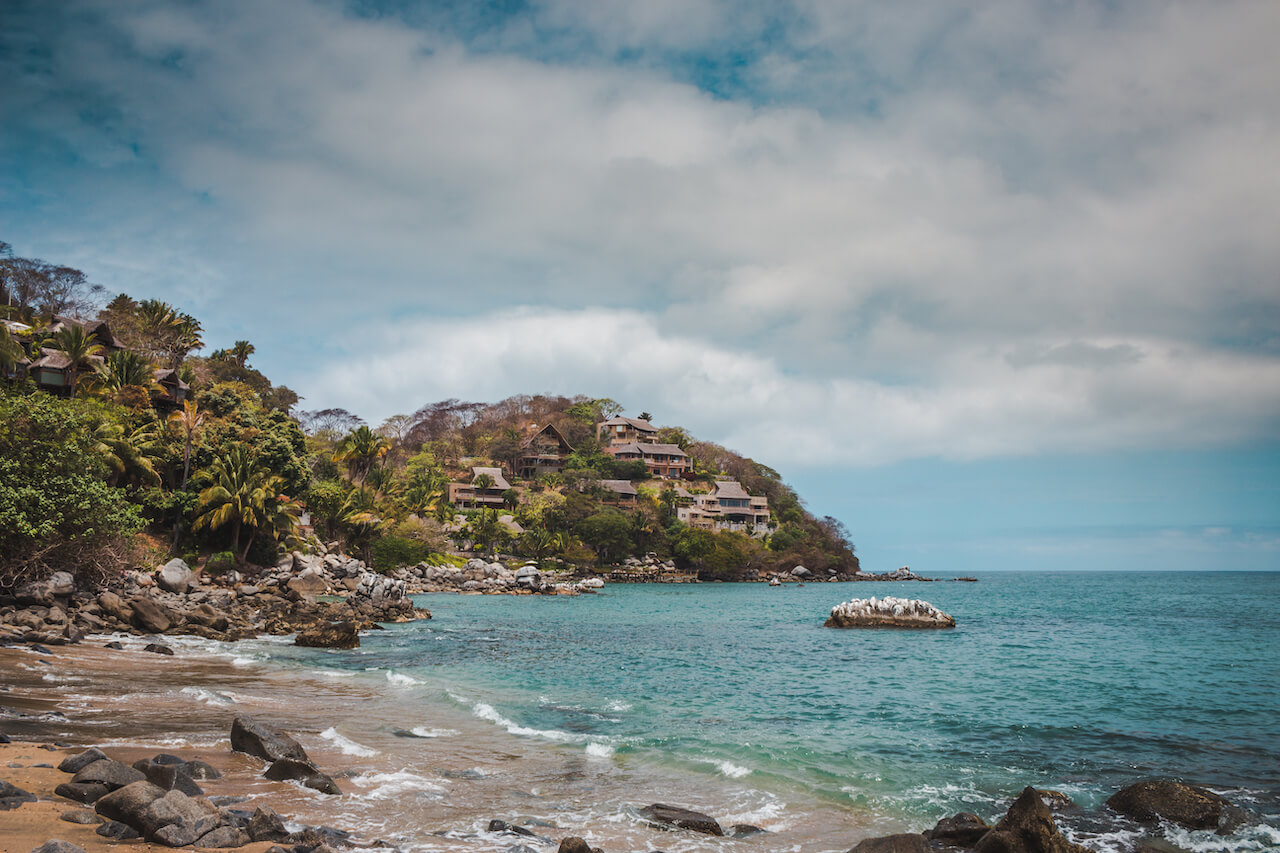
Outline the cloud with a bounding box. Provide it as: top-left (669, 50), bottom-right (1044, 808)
top-left (312, 306), bottom-right (1280, 468)
top-left (2, 0), bottom-right (1279, 467)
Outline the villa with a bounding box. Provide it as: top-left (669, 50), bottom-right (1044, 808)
top-left (676, 479), bottom-right (773, 537)
top-left (447, 466), bottom-right (513, 510)
top-left (517, 423), bottom-right (574, 479)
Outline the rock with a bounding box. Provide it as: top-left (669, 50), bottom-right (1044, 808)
top-left (195, 825), bottom-right (252, 848)
top-left (791, 566), bottom-right (811, 577)
top-left (141, 788), bottom-right (223, 845)
top-left (248, 806), bottom-right (290, 842)
top-left (1134, 840), bottom-right (1195, 853)
top-left (0, 778), bottom-right (38, 809)
top-left (128, 597), bottom-right (171, 633)
top-left (94, 780), bottom-right (166, 826)
top-left (847, 834), bottom-right (931, 853)
top-left (825, 597), bottom-right (955, 629)
top-left (103, 641), bottom-right (124, 650)
top-left (925, 812), bottom-right (991, 847)
top-left (1107, 780), bottom-right (1246, 833)
top-left (133, 759), bottom-right (203, 796)
top-left (29, 842), bottom-right (87, 853)
top-left (57, 748), bottom-right (108, 774)
top-left (59, 808), bottom-right (103, 824)
top-left (53, 782), bottom-right (110, 804)
top-left (730, 824), bottom-right (767, 838)
top-left (71, 759), bottom-right (146, 791)
top-left (973, 786), bottom-right (1088, 853)
top-left (143, 643), bottom-right (174, 655)
top-left (97, 592), bottom-right (132, 622)
top-left (295, 620), bottom-right (359, 649)
top-left (287, 575), bottom-right (328, 599)
top-left (1035, 789), bottom-right (1077, 811)
top-left (95, 819), bottom-right (141, 839)
top-left (230, 716), bottom-right (309, 763)
top-left (263, 758), bottom-right (341, 794)
top-left (183, 760), bottom-right (221, 780)
top-left (156, 559), bottom-right (194, 594)
top-left (185, 603), bottom-right (228, 631)
top-left (558, 838), bottom-right (593, 853)
top-left (638, 803), bottom-right (724, 836)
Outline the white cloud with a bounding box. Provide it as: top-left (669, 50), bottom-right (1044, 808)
top-left (311, 307), bottom-right (1280, 468)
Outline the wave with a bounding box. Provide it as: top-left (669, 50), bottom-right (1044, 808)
top-left (348, 770), bottom-right (445, 801)
top-left (178, 686), bottom-right (235, 706)
top-left (320, 727), bottom-right (379, 757)
top-left (384, 670), bottom-right (423, 687)
top-left (469, 701), bottom-right (618, 754)
top-left (407, 727), bottom-right (458, 739)
top-left (585, 742), bottom-right (615, 758)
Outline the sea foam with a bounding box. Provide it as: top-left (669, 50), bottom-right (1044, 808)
top-left (320, 727), bottom-right (379, 757)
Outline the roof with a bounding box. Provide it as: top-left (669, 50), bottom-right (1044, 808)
top-left (608, 442), bottom-right (688, 459)
top-left (521, 422), bottom-right (574, 452)
top-left (30, 349), bottom-right (73, 370)
top-left (49, 315), bottom-right (124, 349)
top-left (599, 416), bottom-right (657, 432)
top-left (600, 479), bottom-right (638, 496)
top-left (153, 368), bottom-right (190, 390)
top-left (713, 480), bottom-right (750, 500)
top-left (471, 467), bottom-right (511, 490)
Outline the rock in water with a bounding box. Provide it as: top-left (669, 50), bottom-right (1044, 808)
top-left (925, 812), bottom-right (992, 847)
top-left (1107, 780), bottom-right (1247, 833)
top-left (846, 834), bottom-right (931, 853)
top-left (229, 716), bottom-right (309, 763)
top-left (638, 803), bottom-right (724, 836)
top-left (263, 758), bottom-right (341, 794)
top-left (557, 838), bottom-right (593, 853)
top-left (128, 597), bottom-right (171, 633)
top-left (825, 596), bottom-right (955, 629)
top-left (295, 620), bottom-right (359, 649)
top-left (974, 786), bottom-right (1088, 853)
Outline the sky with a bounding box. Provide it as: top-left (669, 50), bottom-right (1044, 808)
top-left (2, 0), bottom-right (1278, 572)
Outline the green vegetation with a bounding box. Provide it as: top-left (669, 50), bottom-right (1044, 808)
top-left (1, 239), bottom-right (859, 586)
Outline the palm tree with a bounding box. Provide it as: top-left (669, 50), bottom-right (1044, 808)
top-left (333, 425), bottom-right (390, 485)
top-left (51, 325), bottom-right (103, 399)
top-left (193, 445), bottom-right (283, 565)
top-left (93, 349), bottom-right (158, 395)
top-left (0, 326), bottom-right (23, 379)
top-left (340, 487), bottom-right (385, 562)
top-left (168, 399), bottom-right (205, 490)
top-left (88, 418), bottom-right (162, 487)
top-left (230, 340), bottom-right (255, 368)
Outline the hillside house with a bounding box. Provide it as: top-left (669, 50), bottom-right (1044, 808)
top-left (600, 479), bottom-right (639, 507)
top-left (677, 479), bottom-right (773, 537)
top-left (517, 423), bottom-right (574, 479)
top-left (447, 467), bottom-right (513, 510)
top-left (597, 416), bottom-right (659, 447)
top-left (605, 441), bottom-right (689, 479)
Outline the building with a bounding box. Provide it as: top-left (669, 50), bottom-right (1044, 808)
top-left (517, 423), bottom-right (574, 479)
top-left (600, 479), bottom-right (639, 507)
top-left (597, 416), bottom-right (659, 447)
top-left (604, 441), bottom-right (690, 479)
top-left (676, 479), bottom-right (773, 537)
top-left (448, 467), bottom-right (513, 510)
top-left (151, 368), bottom-right (190, 411)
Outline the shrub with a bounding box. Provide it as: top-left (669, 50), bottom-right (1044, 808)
top-left (370, 535), bottom-right (429, 572)
top-left (206, 551), bottom-right (237, 574)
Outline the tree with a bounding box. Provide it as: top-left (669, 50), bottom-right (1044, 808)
top-left (92, 350), bottom-right (157, 396)
top-left (167, 399), bottom-right (205, 549)
top-left (0, 326), bottom-right (23, 379)
top-left (0, 391), bottom-right (144, 585)
top-left (230, 340), bottom-right (255, 368)
top-left (464, 507), bottom-right (507, 557)
top-left (192, 444), bottom-right (284, 564)
top-left (51, 325), bottom-right (104, 399)
top-left (333, 425), bottom-right (390, 485)
top-left (472, 472), bottom-right (496, 493)
top-left (578, 508), bottom-right (635, 564)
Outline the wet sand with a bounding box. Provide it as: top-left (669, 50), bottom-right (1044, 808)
top-left (0, 638), bottom-right (883, 853)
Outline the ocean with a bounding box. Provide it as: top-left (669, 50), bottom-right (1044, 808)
top-left (17, 571), bottom-right (1280, 852)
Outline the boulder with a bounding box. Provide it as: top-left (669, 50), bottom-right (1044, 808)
top-left (925, 812), bottom-right (991, 847)
top-left (286, 575), bottom-right (328, 599)
top-left (97, 592), bottom-right (132, 623)
top-left (638, 803), bottom-right (724, 836)
top-left (195, 825), bottom-right (252, 848)
top-left (59, 808), bottom-right (103, 824)
top-left (847, 834), bottom-right (931, 853)
top-left (185, 603), bottom-right (228, 631)
top-left (1106, 780), bottom-right (1246, 833)
top-left (973, 786), bottom-right (1088, 853)
top-left (558, 838), bottom-right (593, 853)
top-left (57, 748), bottom-right (108, 774)
top-left (143, 643), bottom-right (174, 655)
top-left (94, 780), bottom-right (166, 826)
top-left (825, 597), bottom-right (955, 629)
top-left (128, 597), bottom-right (171, 633)
top-left (95, 819), bottom-right (141, 839)
top-left (263, 758), bottom-right (341, 795)
top-left (132, 759), bottom-right (203, 796)
top-left (295, 621), bottom-right (359, 649)
top-left (791, 566), bottom-right (811, 577)
top-left (0, 778), bottom-right (38, 810)
top-left (53, 782), bottom-right (110, 804)
top-left (248, 806), bottom-right (290, 842)
top-left (71, 759), bottom-right (146, 791)
top-left (183, 760), bottom-right (221, 780)
top-left (142, 789), bottom-right (223, 845)
top-left (30, 842), bottom-right (88, 853)
top-left (229, 716), bottom-right (309, 763)
top-left (730, 824), bottom-right (768, 838)
top-left (156, 559), bottom-right (195, 594)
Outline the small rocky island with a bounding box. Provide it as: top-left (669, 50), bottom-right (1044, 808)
top-left (825, 596), bottom-right (956, 629)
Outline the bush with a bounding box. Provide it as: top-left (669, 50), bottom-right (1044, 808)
top-left (371, 535), bottom-right (429, 572)
top-left (206, 551), bottom-right (237, 574)
top-left (0, 391), bottom-right (144, 587)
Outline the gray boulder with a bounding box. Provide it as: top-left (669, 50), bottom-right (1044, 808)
top-left (53, 782), bottom-right (110, 804)
top-left (30, 842), bottom-right (88, 853)
top-left (0, 779), bottom-right (37, 810)
top-left (638, 803), bottom-right (723, 836)
top-left (57, 748), bottom-right (107, 775)
top-left (973, 786), bottom-right (1088, 853)
top-left (925, 812), bottom-right (991, 847)
top-left (229, 716), bottom-right (309, 763)
top-left (132, 759), bottom-right (203, 797)
top-left (194, 825), bottom-right (252, 848)
top-left (71, 759), bottom-right (146, 791)
top-left (263, 758), bottom-right (340, 795)
top-left (1107, 780), bottom-right (1248, 834)
top-left (94, 780), bottom-right (166, 826)
top-left (156, 559), bottom-right (194, 594)
top-left (248, 806), bottom-right (290, 842)
top-left (128, 597), bottom-right (171, 633)
top-left (847, 834), bottom-right (931, 853)
top-left (144, 788), bottom-right (223, 845)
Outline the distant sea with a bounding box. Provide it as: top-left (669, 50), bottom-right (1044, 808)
top-left (39, 572), bottom-right (1280, 852)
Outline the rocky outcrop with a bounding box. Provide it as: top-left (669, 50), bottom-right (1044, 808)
top-left (295, 620), bottom-right (359, 649)
top-left (262, 758), bottom-right (341, 795)
top-left (925, 812), bottom-right (991, 847)
top-left (826, 596), bottom-right (955, 629)
top-left (229, 716), bottom-right (309, 763)
top-left (973, 786), bottom-right (1089, 853)
top-left (638, 803), bottom-right (724, 836)
top-left (156, 559), bottom-right (195, 594)
top-left (848, 834), bottom-right (933, 853)
top-left (1107, 780), bottom-right (1248, 833)
top-left (400, 557), bottom-right (600, 595)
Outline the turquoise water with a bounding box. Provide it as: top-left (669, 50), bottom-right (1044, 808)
top-left (334, 572), bottom-right (1280, 826)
